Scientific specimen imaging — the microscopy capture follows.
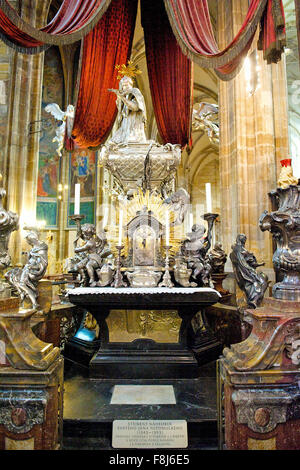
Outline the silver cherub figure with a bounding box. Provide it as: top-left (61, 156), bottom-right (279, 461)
top-left (5, 228), bottom-right (48, 309)
top-left (73, 223), bottom-right (114, 287)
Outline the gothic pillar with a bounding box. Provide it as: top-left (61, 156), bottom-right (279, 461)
top-left (3, 0), bottom-right (52, 265)
top-left (217, 0), bottom-right (289, 269)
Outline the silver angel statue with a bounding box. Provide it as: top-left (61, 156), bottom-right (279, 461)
top-left (73, 223), bottom-right (114, 287)
top-left (108, 75), bottom-right (147, 145)
top-left (192, 102), bottom-right (219, 145)
top-left (45, 103), bottom-right (75, 157)
top-left (230, 234), bottom-right (269, 308)
top-left (163, 188), bottom-right (190, 225)
top-left (5, 229), bottom-right (48, 309)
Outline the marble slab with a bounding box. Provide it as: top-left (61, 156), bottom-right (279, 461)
top-left (110, 385), bottom-right (176, 405)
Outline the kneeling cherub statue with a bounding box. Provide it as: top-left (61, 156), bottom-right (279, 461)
top-left (73, 223), bottom-right (114, 287)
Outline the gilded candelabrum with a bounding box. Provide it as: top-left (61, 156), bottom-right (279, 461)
top-left (259, 184), bottom-right (300, 301)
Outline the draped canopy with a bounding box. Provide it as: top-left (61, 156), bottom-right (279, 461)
top-left (0, 0), bottom-right (287, 148)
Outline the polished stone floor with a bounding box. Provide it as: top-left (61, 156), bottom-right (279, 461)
top-left (63, 359), bottom-right (218, 450)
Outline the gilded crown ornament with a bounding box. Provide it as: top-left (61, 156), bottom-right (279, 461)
top-left (115, 60), bottom-right (142, 81)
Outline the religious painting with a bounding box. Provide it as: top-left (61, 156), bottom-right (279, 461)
top-left (36, 200), bottom-right (58, 228)
top-left (70, 150), bottom-right (96, 197)
top-left (36, 46), bottom-right (64, 228)
top-left (68, 150), bottom-right (97, 226)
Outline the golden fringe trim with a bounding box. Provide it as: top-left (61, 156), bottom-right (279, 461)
top-left (163, 0), bottom-right (271, 72)
top-left (0, 0), bottom-right (112, 47)
top-left (0, 31), bottom-right (50, 54)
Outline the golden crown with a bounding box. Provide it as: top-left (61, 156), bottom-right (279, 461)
top-left (115, 61), bottom-right (142, 81)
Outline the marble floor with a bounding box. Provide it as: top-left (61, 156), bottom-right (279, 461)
top-left (62, 359), bottom-right (219, 450)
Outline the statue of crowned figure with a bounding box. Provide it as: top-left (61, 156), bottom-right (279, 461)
top-left (100, 61), bottom-right (182, 197)
top-left (108, 64), bottom-right (147, 145)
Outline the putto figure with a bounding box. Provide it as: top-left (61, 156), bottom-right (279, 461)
top-left (209, 242), bottom-right (227, 273)
top-left (5, 229), bottom-right (48, 309)
top-left (108, 62), bottom-right (147, 145)
top-left (230, 233), bottom-right (269, 308)
top-left (179, 214), bottom-right (218, 287)
top-left (73, 224), bottom-right (114, 287)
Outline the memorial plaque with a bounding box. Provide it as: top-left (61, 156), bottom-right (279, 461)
top-left (112, 420), bottom-right (188, 448)
top-left (111, 385), bottom-right (176, 405)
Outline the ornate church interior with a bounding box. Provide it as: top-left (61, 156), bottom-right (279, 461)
top-left (0, 0), bottom-right (299, 453)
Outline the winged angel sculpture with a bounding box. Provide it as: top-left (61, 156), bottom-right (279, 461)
top-left (45, 103), bottom-right (75, 157)
top-left (192, 102), bottom-right (219, 145)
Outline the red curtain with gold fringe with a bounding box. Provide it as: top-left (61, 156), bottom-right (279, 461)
top-left (141, 0), bottom-right (192, 148)
top-left (0, 0), bottom-right (112, 53)
top-left (70, 0), bottom-right (137, 149)
top-left (163, 0), bottom-right (286, 80)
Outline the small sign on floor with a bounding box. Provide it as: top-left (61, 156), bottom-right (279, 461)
top-left (112, 420), bottom-right (188, 448)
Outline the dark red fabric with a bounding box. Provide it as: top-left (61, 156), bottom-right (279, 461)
top-left (0, 9), bottom-right (42, 48)
top-left (71, 0), bottom-right (137, 149)
top-left (258, 0), bottom-right (286, 63)
top-left (141, 0), bottom-right (192, 148)
top-left (0, 0), bottom-right (110, 50)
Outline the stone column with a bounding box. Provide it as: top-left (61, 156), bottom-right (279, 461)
top-left (3, 0), bottom-right (52, 265)
top-left (295, 0), bottom-right (300, 61)
top-left (217, 0), bottom-right (289, 269)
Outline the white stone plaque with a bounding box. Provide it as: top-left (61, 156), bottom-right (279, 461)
top-left (110, 385), bottom-right (176, 405)
top-left (112, 420), bottom-right (188, 448)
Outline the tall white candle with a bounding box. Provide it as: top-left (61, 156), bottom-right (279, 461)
top-left (118, 209), bottom-right (123, 246)
top-left (74, 183), bottom-right (80, 214)
top-left (102, 206), bottom-right (109, 229)
top-left (165, 210), bottom-right (170, 245)
top-left (205, 182), bottom-right (212, 213)
top-left (189, 212), bottom-right (194, 230)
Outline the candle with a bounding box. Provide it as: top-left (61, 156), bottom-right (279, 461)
top-left (102, 206), bottom-right (109, 229)
top-left (165, 210), bottom-right (170, 245)
top-left (74, 184), bottom-right (80, 214)
top-left (189, 212), bottom-right (194, 230)
top-left (118, 209), bottom-right (123, 246)
top-left (205, 183), bottom-right (212, 213)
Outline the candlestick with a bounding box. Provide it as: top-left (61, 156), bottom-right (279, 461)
top-left (205, 182), bottom-right (212, 213)
top-left (165, 210), bottom-right (170, 245)
top-left (118, 209), bottom-right (123, 246)
top-left (74, 183), bottom-right (80, 215)
top-left (69, 213), bottom-right (85, 250)
top-left (112, 245), bottom-right (127, 288)
top-left (159, 245), bottom-right (174, 288)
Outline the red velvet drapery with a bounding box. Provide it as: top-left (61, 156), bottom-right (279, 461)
top-left (163, 0), bottom-right (286, 80)
top-left (0, 0), bottom-right (112, 52)
top-left (141, 0), bottom-right (192, 148)
top-left (70, 0), bottom-right (137, 149)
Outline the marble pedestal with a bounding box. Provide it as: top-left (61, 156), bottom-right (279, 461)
top-left (67, 287), bottom-right (221, 379)
top-left (0, 357), bottom-right (63, 450)
top-left (218, 297), bottom-right (300, 450)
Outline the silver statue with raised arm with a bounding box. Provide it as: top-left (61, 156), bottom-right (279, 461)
top-left (5, 228), bottom-right (48, 309)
